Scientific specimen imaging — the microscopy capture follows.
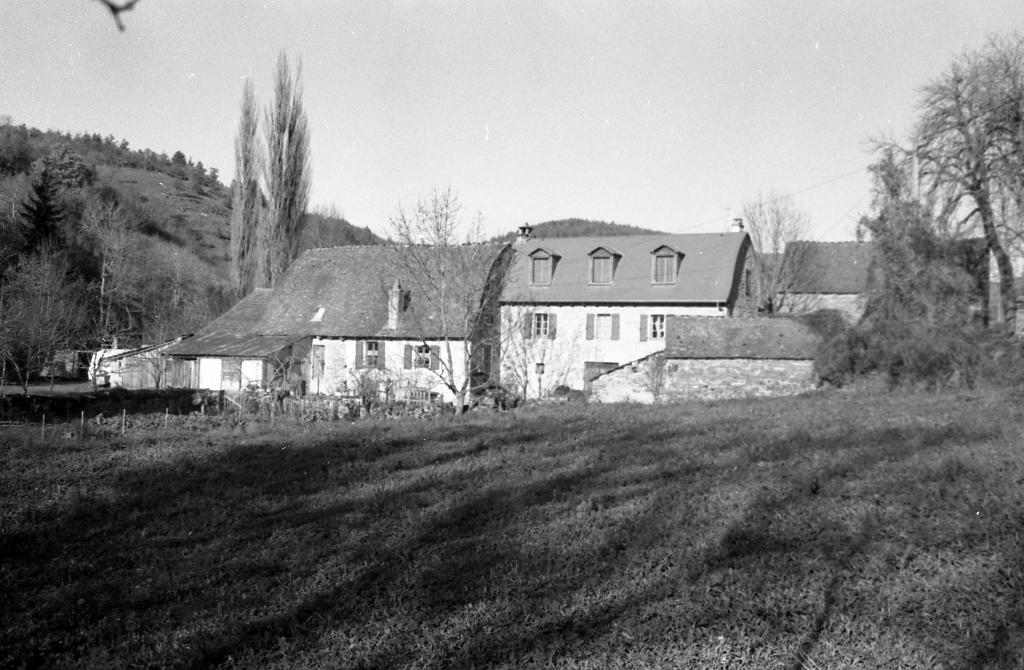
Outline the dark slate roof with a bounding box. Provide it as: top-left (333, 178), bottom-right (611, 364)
top-left (664, 316), bottom-right (822, 360)
top-left (200, 288), bottom-right (273, 335)
top-left (783, 241), bottom-right (874, 294)
top-left (162, 289), bottom-right (291, 357)
top-left (501, 232), bottom-right (750, 304)
top-left (257, 244), bottom-right (507, 339)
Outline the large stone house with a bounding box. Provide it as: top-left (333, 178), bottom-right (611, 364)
top-left (164, 244), bottom-right (510, 403)
top-left (498, 228), bottom-right (756, 398)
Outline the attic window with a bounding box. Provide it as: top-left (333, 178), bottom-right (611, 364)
top-left (529, 248), bottom-right (559, 285)
top-left (588, 246), bottom-right (620, 284)
top-left (310, 306), bottom-right (325, 322)
top-left (651, 246), bottom-right (682, 284)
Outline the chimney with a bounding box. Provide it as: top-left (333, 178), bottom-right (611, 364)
top-left (516, 223), bottom-right (534, 243)
top-left (731, 217), bottom-right (745, 232)
top-left (387, 279), bottom-right (402, 330)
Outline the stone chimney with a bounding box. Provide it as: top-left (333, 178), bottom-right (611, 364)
top-left (516, 223), bottom-right (534, 243)
top-left (731, 217), bottom-right (745, 232)
top-left (387, 279), bottom-right (403, 330)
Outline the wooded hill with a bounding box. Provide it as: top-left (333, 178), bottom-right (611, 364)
top-left (0, 119), bottom-right (378, 388)
top-left (490, 218), bottom-right (664, 242)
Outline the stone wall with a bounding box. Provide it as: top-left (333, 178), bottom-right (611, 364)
top-left (591, 357), bottom-right (817, 403)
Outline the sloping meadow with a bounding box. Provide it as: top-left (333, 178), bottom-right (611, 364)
top-left (3, 389), bottom-right (1024, 668)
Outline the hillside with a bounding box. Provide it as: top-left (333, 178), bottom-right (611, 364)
top-left (0, 120), bottom-right (381, 353)
top-left (492, 218), bottom-right (665, 242)
top-left (95, 167), bottom-right (383, 277)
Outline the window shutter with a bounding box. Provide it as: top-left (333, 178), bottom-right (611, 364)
top-left (355, 340), bottom-right (364, 368)
top-left (377, 341), bottom-right (386, 370)
top-left (523, 311), bottom-right (534, 339)
top-left (548, 313), bottom-right (557, 340)
top-left (430, 345), bottom-right (440, 371)
top-left (403, 344), bottom-right (412, 369)
top-left (640, 315), bottom-right (648, 342)
top-left (611, 314), bottom-right (620, 340)
top-left (586, 314), bottom-right (595, 340)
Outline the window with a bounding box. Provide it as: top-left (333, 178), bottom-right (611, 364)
top-left (414, 344), bottom-right (432, 368)
top-left (531, 256), bottom-right (551, 284)
top-left (365, 341), bottom-right (380, 368)
top-left (591, 254), bottom-right (612, 284)
top-left (650, 314), bottom-right (666, 339)
top-left (357, 340), bottom-right (385, 369)
top-left (532, 313), bottom-right (549, 337)
top-left (653, 254), bottom-right (676, 283)
top-left (587, 313), bottom-right (619, 340)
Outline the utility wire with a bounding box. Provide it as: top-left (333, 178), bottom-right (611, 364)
top-left (680, 164), bottom-right (870, 233)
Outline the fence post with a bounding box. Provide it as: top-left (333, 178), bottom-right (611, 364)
top-left (121, 409), bottom-right (126, 437)
top-left (80, 411), bottom-right (85, 441)
top-left (41, 413), bottom-right (45, 446)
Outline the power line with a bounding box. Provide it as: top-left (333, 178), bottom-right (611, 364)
top-left (679, 163), bottom-right (870, 233)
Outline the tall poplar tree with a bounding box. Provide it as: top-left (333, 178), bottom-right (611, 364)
top-left (230, 78), bottom-right (261, 296)
top-left (260, 51), bottom-right (311, 287)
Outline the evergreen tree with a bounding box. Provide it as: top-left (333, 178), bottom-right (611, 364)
top-left (17, 167), bottom-right (63, 252)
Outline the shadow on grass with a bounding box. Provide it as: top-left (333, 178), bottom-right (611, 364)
top-left (2, 398), bottom-right (1021, 668)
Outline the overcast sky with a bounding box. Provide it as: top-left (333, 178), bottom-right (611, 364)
top-left (3, 1), bottom-right (1023, 240)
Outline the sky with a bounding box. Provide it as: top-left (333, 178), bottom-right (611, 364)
top-left (2, 1), bottom-right (1023, 241)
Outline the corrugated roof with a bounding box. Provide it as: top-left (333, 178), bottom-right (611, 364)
top-left (162, 289), bottom-right (279, 357)
top-left (501, 232), bottom-right (750, 304)
top-left (257, 244), bottom-right (508, 338)
top-left (784, 241), bottom-right (874, 294)
top-left (162, 333), bottom-right (299, 358)
top-left (664, 316), bottom-right (821, 359)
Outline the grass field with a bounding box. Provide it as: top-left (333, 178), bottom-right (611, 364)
top-left (3, 388), bottom-right (1024, 668)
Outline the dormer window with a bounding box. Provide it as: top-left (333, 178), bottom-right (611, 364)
top-left (588, 246), bottom-right (621, 284)
top-left (651, 245), bottom-right (683, 284)
top-left (529, 248), bottom-right (560, 285)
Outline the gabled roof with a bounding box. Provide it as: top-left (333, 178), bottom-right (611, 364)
top-left (257, 244), bottom-right (508, 339)
top-left (502, 232), bottom-right (750, 304)
top-left (783, 241), bottom-right (874, 294)
top-left (664, 316), bottom-right (821, 360)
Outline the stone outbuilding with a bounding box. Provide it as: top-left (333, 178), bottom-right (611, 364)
top-left (590, 315), bottom-right (822, 403)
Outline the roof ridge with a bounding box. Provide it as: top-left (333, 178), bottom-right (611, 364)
top-left (790, 239), bottom-right (872, 246)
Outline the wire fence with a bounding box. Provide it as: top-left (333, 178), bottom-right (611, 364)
top-left (0, 389), bottom-right (457, 446)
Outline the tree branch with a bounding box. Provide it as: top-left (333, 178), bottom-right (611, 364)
top-left (95, 0), bottom-right (141, 31)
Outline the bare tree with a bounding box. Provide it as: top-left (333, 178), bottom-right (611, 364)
top-left (643, 353), bottom-right (667, 403)
top-left (230, 78), bottom-right (261, 296)
top-left (499, 304), bottom-right (577, 400)
top-left (260, 51), bottom-right (311, 288)
top-left (741, 191), bottom-right (814, 313)
top-left (80, 198), bottom-right (139, 338)
top-left (389, 187), bottom-right (508, 412)
top-left (912, 34), bottom-right (1024, 333)
top-left (0, 250), bottom-right (90, 394)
